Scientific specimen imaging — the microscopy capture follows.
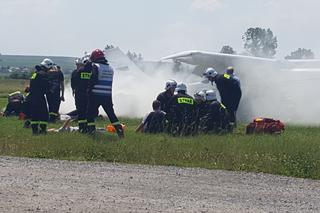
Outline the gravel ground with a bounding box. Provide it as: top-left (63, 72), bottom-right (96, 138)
top-left (0, 157), bottom-right (319, 212)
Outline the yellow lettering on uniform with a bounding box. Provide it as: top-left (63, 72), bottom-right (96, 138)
top-left (31, 73), bottom-right (37, 80)
top-left (224, 74), bottom-right (231, 79)
top-left (177, 97), bottom-right (194, 105)
top-left (80, 72), bottom-right (91, 80)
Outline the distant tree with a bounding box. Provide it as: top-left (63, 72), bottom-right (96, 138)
top-left (242, 27), bottom-right (278, 58)
top-left (220, 45), bottom-right (236, 54)
top-left (127, 50), bottom-right (143, 63)
top-left (285, 48), bottom-right (315, 59)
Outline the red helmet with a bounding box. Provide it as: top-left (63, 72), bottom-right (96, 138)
top-left (90, 49), bottom-right (105, 61)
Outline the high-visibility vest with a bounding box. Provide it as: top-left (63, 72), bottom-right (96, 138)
top-left (92, 63), bottom-right (113, 96)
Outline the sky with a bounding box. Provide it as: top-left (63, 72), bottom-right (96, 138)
top-left (0, 0), bottom-right (319, 60)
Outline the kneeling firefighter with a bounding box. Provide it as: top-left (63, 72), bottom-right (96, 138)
top-left (167, 83), bottom-right (196, 136)
top-left (201, 90), bottom-right (231, 133)
top-left (86, 49), bottom-right (124, 138)
top-left (29, 59), bottom-right (52, 135)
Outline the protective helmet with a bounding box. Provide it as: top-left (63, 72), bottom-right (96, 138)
top-left (205, 90), bottom-right (217, 101)
top-left (75, 58), bottom-right (82, 65)
top-left (203, 67), bottom-right (218, 78)
top-left (175, 83), bottom-right (187, 92)
top-left (194, 90), bottom-right (206, 102)
top-left (90, 49), bottom-right (105, 61)
top-left (165, 79), bottom-right (177, 90)
top-left (40, 58), bottom-right (55, 69)
top-left (226, 66), bottom-right (234, 75)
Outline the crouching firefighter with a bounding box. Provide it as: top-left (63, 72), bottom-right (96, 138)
top-left (71, 55), bottom-right (91, 133)
top-left (29, 60), bottom-right (52, 135)
top-left (201, 90), bottom-right (231, 133)
top-left (86, 49), bottom-right (124, 138)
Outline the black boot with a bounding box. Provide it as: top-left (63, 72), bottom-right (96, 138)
top-left (31, 123), bottom-right (39, 135)
top-left (86, 124), bottom-right (96, 135)
top-left (24, 120), bottom-right (31, 128)
top-left (39, 124), bottom-right (47, 135)
top-left (114, 124), bottom-right (124, 139)
top-left (79, 122), bottom-right (87, 133)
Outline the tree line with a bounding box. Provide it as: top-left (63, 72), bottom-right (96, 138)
top-left (220, 27), bottom-right (315, 59)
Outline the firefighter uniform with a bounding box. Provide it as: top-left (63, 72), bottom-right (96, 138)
top-left (29, 69), bottom-right (49, 134)
top-left (47, 68), bottom-right (64, 122)
top-left (86, 51), bottom-right (124, 138)
top-left (143, 110), bottom-right (166, 134)
top-left (213, 73), bottom-right (242, 123)
top-left (71, 62), bottom-right (92, 132)
top-left (156, 90), bottom-right (174, 113)
top-left (167, 92), bottom-right (196, 136)
top-left (200, 101), bottom-right (230, 133)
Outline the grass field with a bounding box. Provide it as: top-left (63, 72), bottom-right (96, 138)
top-left (1, 79), bottom-right (320, 179)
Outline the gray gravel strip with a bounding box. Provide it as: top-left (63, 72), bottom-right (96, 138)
top-left (0, 156), bottom-right (319, 212)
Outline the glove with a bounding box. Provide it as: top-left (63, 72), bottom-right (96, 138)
top-left (60, 96), bottom-right (65, 102)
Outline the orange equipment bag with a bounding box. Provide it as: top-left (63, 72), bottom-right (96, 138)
top-left (105, 124), bottom-right (126, 133)
top-left (246, 118), bottom-right (285, 135)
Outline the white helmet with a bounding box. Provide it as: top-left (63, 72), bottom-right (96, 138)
top-left (194, 90), bottom-right (206, 102)
top-left (203, 67), bottom-right (218, 78)
top-left (205, 90), bottom-right (217, 101)
top-left (75, 57), bottom-right (82, 65)
top-left (165, 79), bottom-right (177, 90)
top-left (40, 58), bottom-right (55, 69)
top-left (175, 83), bottom-right (187, 92)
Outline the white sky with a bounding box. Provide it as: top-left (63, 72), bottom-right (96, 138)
top-left (0, 0), bottom-right (319, 60)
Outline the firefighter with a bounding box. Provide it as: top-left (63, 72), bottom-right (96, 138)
top-left (47, 64), bottom-right (64, 122)
top-left (156, 79), bottom-right (177, 113)
top-left (200, 90), bottom-right (231, 133)
top-left (226, 66), bottom-right (241, 87)
top-left (203, 67), bottom-right (242, 125)
top-left (135, 100), bottom-right (166, 134)
top-left (3, 91), bottom-right (24, 117)
top-left (29, 59), bottom-right (52, 135)
top-left (166, 83), bottom-right (196, 136)
top-left (194, 90), bottom-right (208, 134)
top-left (71, 55), bottom-right (92, 132)
top-left (86, 49), bottom-right (124, 138)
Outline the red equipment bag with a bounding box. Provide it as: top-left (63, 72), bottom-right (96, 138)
top-left (246, 118), bottom-right (285, 134)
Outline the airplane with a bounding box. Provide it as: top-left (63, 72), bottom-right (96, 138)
top-left (161, 50), bottom-right (320, 123)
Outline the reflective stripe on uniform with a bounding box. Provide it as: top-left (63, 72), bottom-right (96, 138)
top-left (112, 121), bottom-right (121, 126)
top-left (224, 74), bottom-right (231, 79)
top-left (220, 103), bottom-right (227, 109)
top-left (39, 121), bottom-right (48, 125)
top-left (31, 73), bottom-right (37, 79)
top-left (94, 85), bottom-right (112, 89)
top-left (49, 112), bottom-right (58, 116)
top-left (92, 89), bottom-right (112, 94)
top-left (78, 119), bottom-right (87, 124)
top-left (31, 121), bottom-right (39, 125)
top-left (87, 122), bottom-right (95, 126)
top-left (177, 97), bottom-right (194, 105)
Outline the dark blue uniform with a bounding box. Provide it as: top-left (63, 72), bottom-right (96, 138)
top-left (29, 69), bottom-right (49, 134)
top-left (71, 62), bottom-right (92, 132)
top-left (47, 69), bottom-right (64, 122)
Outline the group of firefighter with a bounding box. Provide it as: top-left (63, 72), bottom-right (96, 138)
top-left (136, 67), bottom-right (242, 136)
top-left (7, 49), bottom-right (124, 138)
top-left (3, 48), bottom-right (241, 138)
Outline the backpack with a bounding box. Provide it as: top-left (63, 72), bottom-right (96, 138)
top-left (246, 118), bottom-right (285, 134)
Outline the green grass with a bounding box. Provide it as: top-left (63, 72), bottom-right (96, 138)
top-left (1, 79), bottom-right (320, 179)
top-left (0, 79), bottom-right (28, 98)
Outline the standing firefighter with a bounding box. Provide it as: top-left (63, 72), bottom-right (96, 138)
top-left (71, 55), bottom-right (92, 132)
top-left (156, 79), bottom-right (177, 113)
top-left (29, 59), bottom-right (52, 135)
top-left (203, 67), bottom-right (242, 125)
top-left (167, 83), bottom-right (196, 136)
top-left (47, 64), bottom-right (64, 122)
top-left (86, 49), bottom-right (124, 138)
